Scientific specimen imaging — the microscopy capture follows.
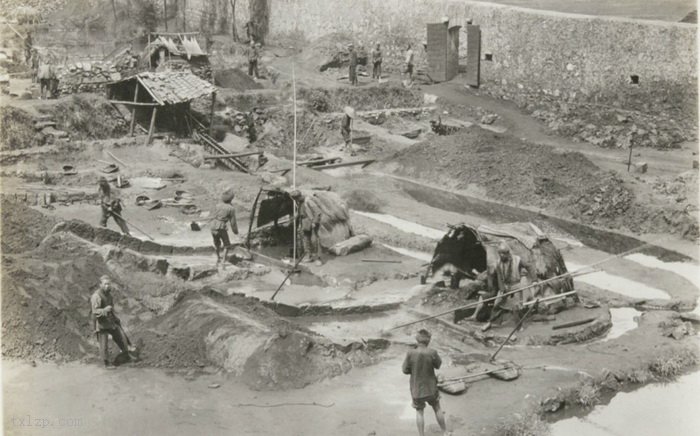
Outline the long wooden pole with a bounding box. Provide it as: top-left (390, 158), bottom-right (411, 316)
top-left (209, 92), bottom-right (216, 137)
top-left (292, 63), bottom-right (298, 264)
top-left (385, 236), bottom-right (666, 332)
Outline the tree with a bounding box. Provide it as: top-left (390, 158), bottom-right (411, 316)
top-left (229, 0), bottom-right (239, 41)
top-left (249, 0), bottom-right (269, 44)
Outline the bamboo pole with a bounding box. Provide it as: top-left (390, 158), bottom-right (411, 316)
top-left (383, 236), bottom-right (667, 333)
top-left (292, 63), bottom-right (297, 264)
top-left (209, 92), bottom-right (216, 137)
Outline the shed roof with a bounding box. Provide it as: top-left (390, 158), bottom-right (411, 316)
top-left (114, 71), bottom-right (215, 105)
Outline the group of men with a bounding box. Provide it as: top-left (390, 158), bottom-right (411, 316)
top-left (346, 43), bottom-right (415, 86)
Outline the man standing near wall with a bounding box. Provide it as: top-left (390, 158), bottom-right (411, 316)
top-left (247, 40), bottom-right (260, 79)
top-left (348, 44), bottom-right (358, 86)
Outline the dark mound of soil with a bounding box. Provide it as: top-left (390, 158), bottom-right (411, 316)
top-left (298, 85), bottom-right (422, 113)
top-left (387, 127), bottom-right (603, 208)
top-left (139, 288), bottom-right (386, 390)
top-left (38, 94), bottom-right (127, 140)
top-left (214, 68), bottom-right (264, 91)
top-left (0, 106), bottom-right (45, 150)
top-left (1, 200), bottom-right (57, 254)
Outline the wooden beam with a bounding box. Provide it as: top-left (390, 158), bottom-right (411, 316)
top-left (129, 85), bottom-right (140, 136)
top-left (313, 159), bottom-right (375, 170)
top-left (297, 157), bottom-right (342, 167)
top-left (110, 100), bottom-right (159, 106)
top-left (204, 151), bottom-right (263, 159)
top-left (209, 92), bottom-right (216, 137)
top-left (146, 107), bottom-right (158, 145)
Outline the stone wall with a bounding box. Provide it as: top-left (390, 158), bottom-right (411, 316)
top-left (260, 0), bottom-right (696, 99)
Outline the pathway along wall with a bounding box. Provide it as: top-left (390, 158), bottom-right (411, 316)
top-left (233, 0), bottom-right (696, 103)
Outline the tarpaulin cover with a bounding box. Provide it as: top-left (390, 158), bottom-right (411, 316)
top-left (256, 189), bottom-right (353, 249)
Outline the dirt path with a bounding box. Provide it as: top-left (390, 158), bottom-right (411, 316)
top-left (424, 82), bottom-right (698, 179)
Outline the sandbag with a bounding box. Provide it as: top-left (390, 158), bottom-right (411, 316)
top-left (329, 234), bottom-right (372, 256)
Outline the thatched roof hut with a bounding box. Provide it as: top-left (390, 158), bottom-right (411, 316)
top-left (428, 222), bottom-right (573, 294)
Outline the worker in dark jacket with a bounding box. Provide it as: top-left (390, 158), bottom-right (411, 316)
top-left (402, 329), bottom-right (449, 436)
top-left (348, 44), bottom-right (358, 86)
top-left (341, 106), bottom-right (355, 155)
top-left (98, 177), bottom-right (130, 235)
top-left (91, 275), bottom-right (135, 369)
top-left (247, 41), bottom-right (260, 79)
top-left (210, 188), bottom-right (239, 265)
top-left (371, 43), bottom-right (382, 80)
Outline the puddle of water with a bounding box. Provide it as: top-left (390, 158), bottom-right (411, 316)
top-left (553, 236), bottom-right (584, 247)
top-left (624, 253), bottom-right (699, 286)
top-left (382, 244), bottom-right (433, 262)
top-left (352, 211), bottom-right (444, 240)
top-left (602, 308), bottom-right (640, 342)
top-left (551, 371), bottom-right (700, 436)
top-left (566, 262), bottom-right (670, 300)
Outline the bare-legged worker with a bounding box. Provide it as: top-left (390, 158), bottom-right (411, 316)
top-left (91, 275), bottom-right (136, 369)
top-left (403, 329), bottom-right (450, 436)
top-left (211, 188), bottom-right (239, 265)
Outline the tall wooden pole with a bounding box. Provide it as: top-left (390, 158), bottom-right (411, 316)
top-left (209, 92), bottom-right (216, 137)
top-left (292, 63), bottom-right (298, 263)
top-left (163, 0), bottom-right (168, 31)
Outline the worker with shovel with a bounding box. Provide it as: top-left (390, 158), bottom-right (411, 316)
top-left (402, 329), bottom-right (450, 436)
top-left (98, 177), bottom-right (130, 235)
top-left (91, 275), bottom-right (136, 369)
top-left (211, 188), bottom-right (239, 266)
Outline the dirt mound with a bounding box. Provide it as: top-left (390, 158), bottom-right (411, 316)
top-left (385, 127), bottom-right (698, 238)
top-left (488, 82), bottom-right (697, 150)
top-left (298, 86), bottom-right (422, 113)
top-left (1, 234), bottom-right (111, 362)
top-left (0, 106), bottom-right (45, 150)
top-left (38, 94), bottom-right (127, 140)
top-left (387, 127), bottom-right (603, 208)
top-left (139, 288), bottom-right (386, 390)
top-left (258, 107), bottom-right (336, 155)
top-left (1, 199), bottom-right (57, 254)
top-left (214, 68), bottom-right (264, 91)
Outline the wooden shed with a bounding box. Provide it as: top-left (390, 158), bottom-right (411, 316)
top-left (107, 71), bottom-right (216, 144)
top-left (426, 20), bottom-right (461, 82)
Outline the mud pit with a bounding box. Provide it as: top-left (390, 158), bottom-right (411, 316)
top-left (2, 31), bottom-right (699, 436)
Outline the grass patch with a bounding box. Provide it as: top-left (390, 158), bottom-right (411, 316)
top-left (495, 409), bottom-right (550, 436)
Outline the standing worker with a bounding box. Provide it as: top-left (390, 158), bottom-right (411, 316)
top-left (402, 329), bottom-right (449, 436)
top-left (91, 275), bottom-right (136, 369)
top-left (247, 40), bottom-right (260, 79)
top-left (290, 190), bottom-right (322, 264)
top-left (348, 44), bottom-right (358, 86)
top-left (404, 44), bottom-right (415, 85)
top-left (371, 43), bottom-right (382, 81)
top-left (210, 188), bottom-right (239, 266)
top-left (98, 177), bottom-right (130, 235)
top-left (341, 106), bottom-right (355, 155)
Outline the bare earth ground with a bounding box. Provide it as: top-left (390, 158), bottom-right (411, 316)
top-left (2, 38), bottom-right (700, 436)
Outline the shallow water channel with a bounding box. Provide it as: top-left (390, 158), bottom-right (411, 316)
top-left (550, 370), bottom-right (700, 436)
